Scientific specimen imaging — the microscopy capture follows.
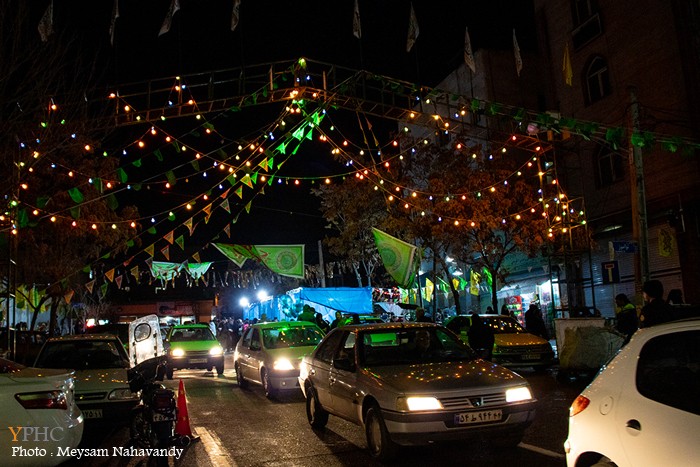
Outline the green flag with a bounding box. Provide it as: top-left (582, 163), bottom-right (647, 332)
top-left (185, 262), bottom-right (213, 280)
top-left (149, 261), bottom-right (183, 281)
top-left (372, 228), bottom-right (417, 288)
top-left (213, 243), bottom-right (258, 267)
top-left (255, 244), bottom-right (305, 279)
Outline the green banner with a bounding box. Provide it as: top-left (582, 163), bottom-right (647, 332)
top-left (372, 228), bottom-right (417, 288)
top-left (255, 245), bottom-right (305, 279)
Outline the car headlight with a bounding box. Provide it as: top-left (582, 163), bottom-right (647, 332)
top-left (209, 346), bottom-right (224, 356)
top-left (396, 396), bottom-right (443, 411)
top-left (108, 388), bottom-right (139, 401)
top-left (505, 386), bottom-right (533, 402)
top-left (171, 348), bottom-right (185, 357)
top-left (273, 358), bottom-right (294, 371)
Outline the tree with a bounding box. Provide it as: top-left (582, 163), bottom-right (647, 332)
top-left (0, 3), bottom-right (139, 334)
top-left (312, 176), bottom-right (387, 287)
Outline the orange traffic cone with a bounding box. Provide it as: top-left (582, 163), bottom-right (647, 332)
top-left (175, 379), bottom-right (194, 439)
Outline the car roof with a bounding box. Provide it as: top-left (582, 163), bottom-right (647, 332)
top-left (171, 323), bottom-right (209, 329)
top-left (251, 320), bottom-right (321, 330)
top-left (338, 322), bottom-right (440, 331)
top-left (45, 334), bottom-right (121, 342)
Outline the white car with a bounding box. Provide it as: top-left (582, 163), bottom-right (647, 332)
top-left (34, 334), bottom-right (140, 424)
top-left (565, 317), bottom-right (700, 467)
top-left (234, 321), bottom-right (325, 398)
top-left (299, 323), bottom-right (537, 460)
top-left (0, 357), bottom-right (84, 466)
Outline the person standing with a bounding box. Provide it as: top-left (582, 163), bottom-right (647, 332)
top-left (614, 293), bottom-right (638, 343)
top-left (525, 304), bottom-right (548, 339)
top-left (467, 315), bottom-right (495, 360)
top-left (639, 280), bottom-right (673, 328)
top-left (415, 307), bottom-right (433, 323)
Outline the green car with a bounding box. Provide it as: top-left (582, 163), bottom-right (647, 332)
top-left (165, 323), bottom-right (224, 379)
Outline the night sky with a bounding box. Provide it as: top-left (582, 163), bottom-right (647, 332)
top-left (29, 0), bottom-right (536, 265)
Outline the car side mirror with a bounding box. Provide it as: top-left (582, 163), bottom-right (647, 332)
top-left (333, 356), bottom-right (355, 372)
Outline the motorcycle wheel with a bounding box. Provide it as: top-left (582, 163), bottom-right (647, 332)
top-left (216, 363), bottom-right (224, 375)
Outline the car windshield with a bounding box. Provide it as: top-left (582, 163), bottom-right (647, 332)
top-left (485, 317), bottom-right (526, 334)
top-left (35, 340), bottom-right (129, 370)
top-left (170, 327), bottom-right (215, 342)
top-left (262, 326), bottom-right (324, 349)
top-left (359, 327), bottom-right (476, 366)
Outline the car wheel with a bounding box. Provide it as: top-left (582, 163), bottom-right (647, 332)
top-left (235, 363), bottom-right (247, 388)
top-left (305, 386), bottom-right (328, 429)
top-left (216, 363), bottom-right (224, 375)
top-left (166, 367), bottom-right (174, 380)
top-left (262, 369), bottom-right (276, 399)
top-left (365, 406), bottom-right (397, 461)
top-left (591, 456), bottom-right (616, 467)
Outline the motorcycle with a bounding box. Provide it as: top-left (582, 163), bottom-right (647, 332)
top-left (127, 355), bottom-right (190, 463)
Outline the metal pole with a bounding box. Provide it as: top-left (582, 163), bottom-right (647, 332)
top-left (628, 87), bottom-right (650, 300)
top-left (317, 240), bottom-right (326, 288)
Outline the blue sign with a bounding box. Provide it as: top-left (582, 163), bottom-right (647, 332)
top-left (612, 241), bottom-right (638, 253)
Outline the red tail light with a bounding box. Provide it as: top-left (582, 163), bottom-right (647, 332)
top-left (569, 395), bottom-right (590, 417)
top-left (15, 390), bottom-right (68, 410)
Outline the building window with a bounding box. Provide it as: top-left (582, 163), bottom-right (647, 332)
top-left (571, 0), bottom-right (599, 27)
top-left (584, 56), bottom-right (611, 104)
top-left (596, 147), bottom-right (624, 187)
top-left (571, 0), bottom-right (602, 49)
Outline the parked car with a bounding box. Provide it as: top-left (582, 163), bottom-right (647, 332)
top-left (565, 317), bottom-right (700, 467)
top-left (164, 323), bottom-right (224, 379)
top-left (444, 314), bottom-right (555, 369)
top-left (234, 321), bottom-right (325, 398)
top-left (0, 357), bottom-right (84, 466)
top-left (299, 322), bottom-right (537, 460)
top-left (33, 334), bottom-right (139, 424)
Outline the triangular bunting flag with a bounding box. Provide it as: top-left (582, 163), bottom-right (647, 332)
top-left (105, 269), bottom-right (115, 283)
top-left (63, 290), bottom-right (74, 304)
top-left (185, 218), bottom-right (194, 235)
top-left (240, 174), bottom-right (253, 188)
top-left (116, 275), bottom-right (123, 289)
top-left (221, 199), bottom-right (230, 213)
top-left (145, 244), bottom-right (155, 257)
top-left (161, 245), bottom-right (170, 260)
top-left (165, 231), bottom-right (174, 244)
top-left (175, 235), bottom-right (185, 250)
top-left (192, 252), bottom-right (201, 263)
top-left (85, 280), bottom-right (96, 294)
top-left (235, 186), bottom-right (243, 198)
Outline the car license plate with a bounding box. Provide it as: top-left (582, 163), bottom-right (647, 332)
top-left (454, 410), bottom-right (502, 425)
top-left (82, 409), bottom-right (103, 419)
top-left (522, 354), bottom-right (540, 360)
top-left (153, 412), bottom-right (175, 422)
top-left (190, 358), bottom-right (207, 363)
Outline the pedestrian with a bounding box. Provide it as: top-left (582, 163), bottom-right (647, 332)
top-left (525, 304), bottom-right (548, 339)
top-left (614, 293), bottom-right (638, 344)
top-left (329, 311), bottom-right (343, 329)
top-left (486, 306), bottom-right (494, 314)
top-left (415, 307), bottom-right (433, 323)
top-left (467, 314), bottom-right (495, 360)
top-left (315, 312), bottom-right (330, 333)
top-left (500, 304), bottom-right (510, 316)
top-left (639, 280), bottom-right (673, 328)
top-left (667, 289), bottom-right (684, 305)
top-left (298, 304), bottom-right (316, 322)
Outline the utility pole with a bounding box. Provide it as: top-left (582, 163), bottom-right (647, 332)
top-left (317, 240), bottom-right (326, 287)
top-left (628, 86), bottom-right (650, 300)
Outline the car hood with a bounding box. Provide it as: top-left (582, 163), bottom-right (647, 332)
top-left (495, 333), bottom-right (548, 346)
top-left (365, 360), bottom-right (524, 393)
top-left (72, 368), bottom-right (129, 390)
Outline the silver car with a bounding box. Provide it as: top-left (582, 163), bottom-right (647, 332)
top-left (299, 322), bottom-right (537, 460)
top-left (234, 321), bottom-right (325, 398)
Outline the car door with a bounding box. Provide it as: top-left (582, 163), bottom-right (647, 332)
top-left (245, 328), bottom-right (264, 384)
top-left (128, 314), bottom-right (164, 367)
top-left (329, 331), bottom-right (360, 422)
top-left (237, 328), bottom-right (254, 381)
top-left (615, 329), bottom-right (700, 466)
top-left (308, 330), bottom-right (344, 410)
